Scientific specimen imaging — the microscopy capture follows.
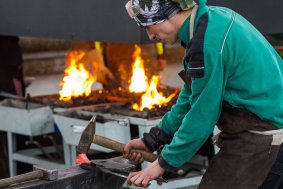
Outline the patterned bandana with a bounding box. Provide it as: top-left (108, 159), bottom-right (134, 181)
top-left (125, 0), bottom-right (181, 28)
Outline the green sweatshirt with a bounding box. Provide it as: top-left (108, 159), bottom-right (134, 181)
top-left (158, 1), bottom-right (283, 169)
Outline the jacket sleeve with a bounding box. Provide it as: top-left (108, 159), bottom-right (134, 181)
top-left (159, 47), bottom-right (225, 170)
top-left (157, 83), bottom-right (192, 136)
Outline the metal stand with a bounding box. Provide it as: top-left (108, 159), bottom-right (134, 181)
top-left (0, 100), bottom-right (64, 176)
top-left (6, 132), bottom-right (67, 176)
top-left (7, 132), bottom-right (17, 177)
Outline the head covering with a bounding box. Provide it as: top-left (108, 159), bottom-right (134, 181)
top-left (125, 0), bottom-right (181, 28)
top-left (171, 0), bottom-right (196, 10)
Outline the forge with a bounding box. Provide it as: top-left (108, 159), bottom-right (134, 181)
top-left (31, 86), bottom-right (179, 119)
top-left (30, 45), bottom-right (180, 119)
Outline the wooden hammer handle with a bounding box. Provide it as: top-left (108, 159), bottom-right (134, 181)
top-left (93, 135), bottom-right (157, 162)
top-left (0, 170), bottom-right (43, 188)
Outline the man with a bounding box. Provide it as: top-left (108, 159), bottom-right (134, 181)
top-left (124, 0), bottom-right (283, 188)
top-left (0, 36), bottom-right (26, 178)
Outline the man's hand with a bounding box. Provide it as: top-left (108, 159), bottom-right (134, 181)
top-left (127, 160), bottom-right (165, 188)
top-left (123, 138), bottom-right (149, 163)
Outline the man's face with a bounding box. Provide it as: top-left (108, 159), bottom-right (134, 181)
top-left (145, 20), bottom-right (178, 44)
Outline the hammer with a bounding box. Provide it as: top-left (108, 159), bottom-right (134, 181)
top-left (77, 115), bottom-right (157, 163)
top-left (0, 165), bottom-right (58, 188)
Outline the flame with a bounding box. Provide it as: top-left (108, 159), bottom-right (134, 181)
top-left (129, 45), bottom-right (148, 93)
top-left (129, 45), bottom-right (177, 111)
top-left (59, 51), bottom-right (95, 101)
top-left (132, 76), bottom-right (177, 111)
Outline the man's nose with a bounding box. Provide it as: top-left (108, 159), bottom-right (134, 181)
top-left (146, 29), bottom-right (156, 40)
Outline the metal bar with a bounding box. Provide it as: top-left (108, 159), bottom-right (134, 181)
top-left (12, 153), bottom-right (65, 170)
top-left (25, 141), bottom-right (54, 161)
top-left (0, 91), bottom-right (26, 100)
top-left (15, 146), bottom-right (61, 156)
top-left (0, 170), bottom-right (43, 188)
top-left (63, 140), bottom-right (71, 166)
top-left (7, 132), bottom-right (16, 177)
top-left (66, 102), bottom-right (126, 112)
top-left (43, 135), bottom-right (63, 159)
top-left (70, 145), bottom-right (77, 166)
top-left (76, 110), bottom-right (161, 126)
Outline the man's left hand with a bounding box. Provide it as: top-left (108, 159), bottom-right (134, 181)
top-left (127, 159), bottom-right (165, 188)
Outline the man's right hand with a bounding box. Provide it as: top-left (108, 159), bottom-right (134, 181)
top-left (123, 138), bottom-right (150, 163)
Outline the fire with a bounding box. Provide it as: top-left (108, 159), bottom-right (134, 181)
top-left (129, 45), bottom-right (177, 111)
top-left (59, 51), bottom-right (95, 101)
top-left (129, 45), bottom-right (148, 93)
top-left (132, 76), bottom-right (177, 111)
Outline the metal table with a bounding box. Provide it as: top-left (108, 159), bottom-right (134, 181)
top-left (0, 99), bottom-right (59, 176)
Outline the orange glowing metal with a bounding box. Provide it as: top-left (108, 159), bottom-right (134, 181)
top-left (59, 51), bottom-right (95, 101)
top-left (129, 45), bottom-right (148, 93)
top-left (132, 76), bottom-right (177, 111)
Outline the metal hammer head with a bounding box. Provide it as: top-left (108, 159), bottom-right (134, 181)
top-left (33, 165), bottom-right (58, 181)
top-left (77, 115), bottom-right (96, 154)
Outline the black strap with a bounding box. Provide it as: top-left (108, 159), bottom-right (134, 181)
top-left (183, 13), bottom-right (208, 79)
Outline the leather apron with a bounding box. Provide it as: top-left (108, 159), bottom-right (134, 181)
top-left (198, 102), bottom-right (281, 189)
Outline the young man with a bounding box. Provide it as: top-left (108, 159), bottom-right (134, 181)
top-left (124, 0), bottom-right (283, 188)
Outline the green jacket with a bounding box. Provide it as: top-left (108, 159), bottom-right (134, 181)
top-left (158, 0), bottom-right (283, 169)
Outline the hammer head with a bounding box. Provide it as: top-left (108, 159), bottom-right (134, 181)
top-left (33, 165), bottom-right (58, 181)
top-left (77, 115), bottom-right (96, 154)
